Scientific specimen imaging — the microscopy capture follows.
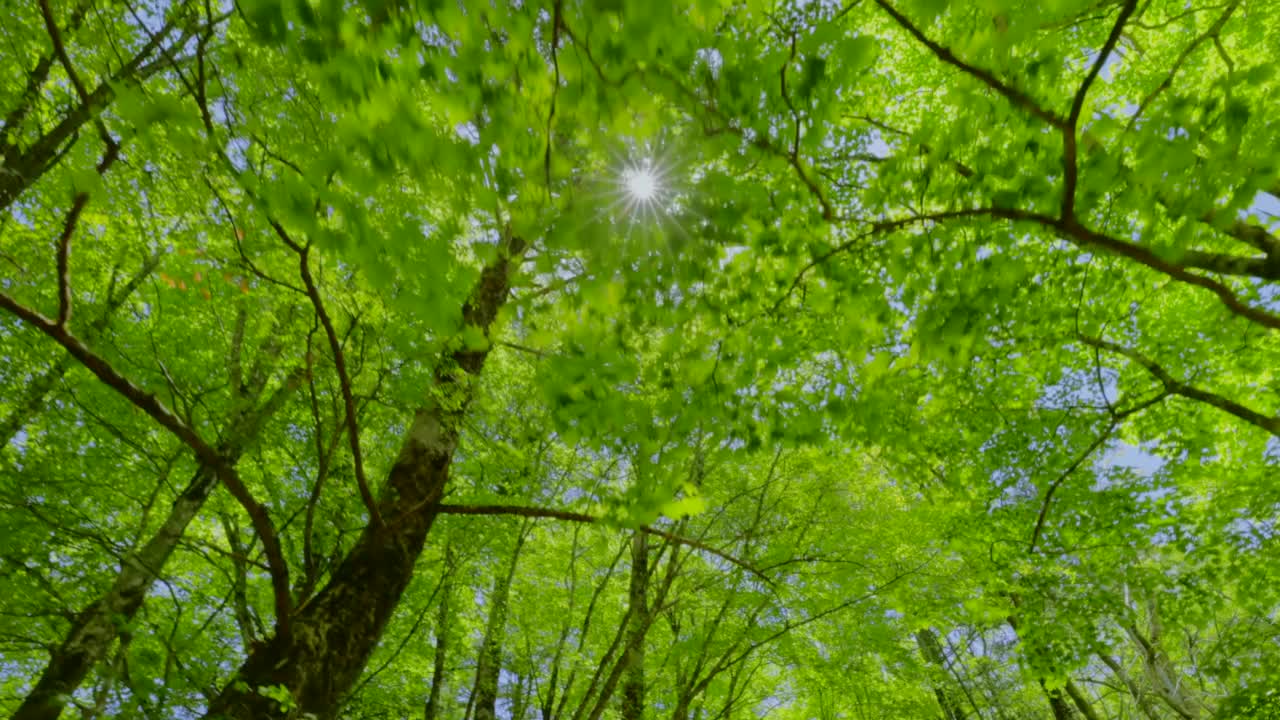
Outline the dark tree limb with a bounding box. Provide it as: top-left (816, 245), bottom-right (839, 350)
top-left (0, 292), bottom-right (295, 640)
top-left (272, 220), bottom-right (384, 530)
top-left (1063, 0), bottom-right (1138, 220)
top-left (874, 0), bottom-right (1067, 129)
top-left (1080, 333), bottom-right (1280, 436)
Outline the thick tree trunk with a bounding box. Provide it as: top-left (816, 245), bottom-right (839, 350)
top-left (1097, 653), bottom-right (1161, 720)
top-left (1042, 683), bottom-right (1078, 720)
top-left (1063, 680), bottom-right (1101, 720)
top-left (915, 628), bottom-right (966, 720)
top-left (472, 533), bottom-right (527, 720)
top-left (424, 546), bottom-right (456, 720)
top-left (11, 373), bottom-right (296, 720)
top-left (621, 533), bottom-right (648, 720)
top-left (202, 233), bottom-right (523, 720)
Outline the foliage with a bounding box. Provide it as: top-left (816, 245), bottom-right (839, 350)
top-left (1, 0), bottom-right (1278, 719)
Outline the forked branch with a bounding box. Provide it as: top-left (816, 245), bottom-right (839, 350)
top-left (0, 291), bottom-right (295, 639)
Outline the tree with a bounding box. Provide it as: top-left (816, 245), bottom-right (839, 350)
top-left (2, 0), bottom-right (1277, 719)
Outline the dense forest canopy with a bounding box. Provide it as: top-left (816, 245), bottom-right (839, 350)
top-left (1, 0), bottom-right (1278, 718)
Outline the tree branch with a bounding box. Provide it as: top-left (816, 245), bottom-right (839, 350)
top-left (1063, 0), bottom-right (1138, 220)
top-left (38, 0), bottom-right (117, 151)
top-left (1176, 249), bottom-right (1280, 280)
top-left (434, 504), bottom-right (772, 585)
top-left (54, 195), bottom-right (89, 328)
top-left (273, 220), bottom-right (384, 530)
top-left (1079, 333), bottom-right (1280, 436)
top-left (874, 0), bottom-right (1067, 129)
top-left (0, 292), bottom-right (295, 638)
top-left (1125, 0), bottom-right (1240, 131)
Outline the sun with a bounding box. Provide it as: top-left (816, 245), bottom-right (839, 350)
top-left (622, 162), bottom-right (659, 203)
top-left (594, 143), bottom-right (687, 232)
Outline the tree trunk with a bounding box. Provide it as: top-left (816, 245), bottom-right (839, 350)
top-left (1126, 612), bottom-right (1200, 720)
top-left (1063, 680), bottom-right (1101, 720)
top-left (1097, 653), bottom-right (1161, 720)
top-left (11, 371), bottom-right (297, 720)
top-left (202, 233), bottom-right (523, 720)
top-left (915, 628), bottom-right (966, 720)
top-left (579, 539), bottom-right (682, 720)
top-left (424, 546), bottom-right (457, 720)
top-left (472, 532), bottom-right (528, 720)
top-left (621, 533), bottom-right (648, 720)
top-left (1041, 683), bottom-right (1077, 720)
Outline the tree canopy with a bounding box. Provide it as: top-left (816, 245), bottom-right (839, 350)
top-left (1, 0), bottom-right (1278, 719)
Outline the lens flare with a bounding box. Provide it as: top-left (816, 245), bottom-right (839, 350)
top-left (622, 162), bottom-right (659, 203)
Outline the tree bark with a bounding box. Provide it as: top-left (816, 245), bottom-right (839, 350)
top-left (424, 546), bottom-right (456, 720)
top-left (1041, 683), bottom-right (1078, 720)
top-left (621, 533), bottom-right (648, 720)
top-left (1097, 653), bottom-right (1161, 720)
top-left (916, 628), bottom-right (966, 720)
top-left (1063, 680), bottom-right (1101, 720)
top-left (472, 532), bottom-right (528, 720)
top-left (202, 232), bottom-right (523, 720)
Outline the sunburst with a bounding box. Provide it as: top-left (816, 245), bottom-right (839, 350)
top-left (622, 160), bottom-right (659, 204)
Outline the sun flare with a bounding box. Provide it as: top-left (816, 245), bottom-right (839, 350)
top-left (623, 163), bottom-right (659, 203)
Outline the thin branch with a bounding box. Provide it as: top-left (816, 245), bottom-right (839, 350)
top-left (37, 0), bottom-right (93, 109)
top-left (0, 0), bottom-right (93, 151)
top-left (786, 206), bottom-right (1280, 330)
top-left (544, 0), bottom-right (562, 195)
top-left (1028, 422), bottom-right (1116, 555)
top-left (1064, 0), bottom-right (1138, 220)
top-left (874, 0), bottom-right (1067, 129)
top-left (497, 340), bottom-right (550, 358)
top-left (272, 220), bottom-right (384, 530)
top-left (37, 0), bottom-right (116, 150)
top-left (434, 504), bottom-right (772, 585)
top-left (1080, 333), bottom-right (1280, 436)
top-left (1125, 0), bottom-right (1240, 131)
top-left (54, 195), bottom-right (89, 328)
